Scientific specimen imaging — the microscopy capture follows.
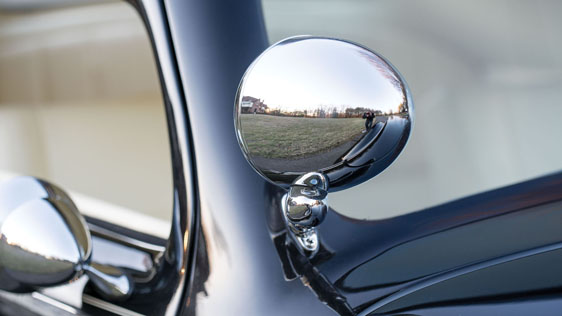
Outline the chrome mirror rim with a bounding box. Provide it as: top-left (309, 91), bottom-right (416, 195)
top-left (234, 35), bottom-right (413, 192)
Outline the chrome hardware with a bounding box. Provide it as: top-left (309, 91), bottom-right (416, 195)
top-left (85, 263), bottom-right (133, 301)
top-left (235, 36), bottom-right (413, 192)
top-left (235, 36), bottom-right (414, 253)
top-left (0, 176), bottom-right (133, 301)
top-left (285, 172), bottom-right (328, 252)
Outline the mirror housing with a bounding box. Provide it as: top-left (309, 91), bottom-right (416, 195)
top-left (235, 36), bottom-right (413, 192)
top-left (235, 36), bottom-right (414, 252)
top-left (0, 176), bottom-right (133, 301)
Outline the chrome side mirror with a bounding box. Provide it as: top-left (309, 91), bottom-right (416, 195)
top-left (235, 36), bottom-right (413, 252)
top-left (0, 176), bottom-right (133, 301)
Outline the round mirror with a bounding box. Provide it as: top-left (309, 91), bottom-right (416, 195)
top-left (235, 36), bottom-right (413, 191)
top-left (0, 176), bottom-right (132, 300)
top-left (0, 177), bottom-right (91, 292)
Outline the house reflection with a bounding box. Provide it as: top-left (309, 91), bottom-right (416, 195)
top-left (240, 96), bottom-right (268, 114)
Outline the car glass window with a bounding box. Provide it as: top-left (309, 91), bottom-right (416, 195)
top-left (0, 1), bottom-right (172, 237)
top-left (262, 0), bottom-right (562, 219)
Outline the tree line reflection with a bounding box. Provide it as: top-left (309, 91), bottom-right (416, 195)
top-left (241, 95), bottom-right (407, 118)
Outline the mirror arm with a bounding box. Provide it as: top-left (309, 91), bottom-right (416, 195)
top-left (84, 263), bottom-right (133, 301)
top-left (284, 172), bottom-right (329, 254)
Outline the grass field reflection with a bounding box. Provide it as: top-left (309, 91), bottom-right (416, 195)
top-left (241, 114), bottom-right (364, 160)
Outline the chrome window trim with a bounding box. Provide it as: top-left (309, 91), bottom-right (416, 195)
top-left (132, 0), bottom-right (198, 315)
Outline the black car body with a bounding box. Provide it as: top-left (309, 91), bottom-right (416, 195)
top-left (0, 0), bottom-right (561, 315)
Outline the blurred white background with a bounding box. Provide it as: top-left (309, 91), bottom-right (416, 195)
top-left (0, 0), bottom-right (561, 235)
top-left (263, 0), bottom-right (562, 219)
top-left (0, 1), bottom-right (172, 235)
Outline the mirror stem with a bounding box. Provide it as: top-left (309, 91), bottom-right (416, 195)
top-left (284, 172), bottom-right (329, 254)
top-left (84, 262), bottom-right (133, 301)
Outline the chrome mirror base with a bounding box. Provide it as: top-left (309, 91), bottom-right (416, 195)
top-left (284, 172), bottom-right (328, 254)
top-left (289, 225), bottom-right (319, 253)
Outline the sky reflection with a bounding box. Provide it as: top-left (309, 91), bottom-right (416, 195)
top-left (242, 38), bottom-right (405, 115)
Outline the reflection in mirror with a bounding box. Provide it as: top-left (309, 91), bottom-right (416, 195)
top-left (235, 36), bottom-right (413, 191)
top-left (0, 176), bottom-right (132, 301)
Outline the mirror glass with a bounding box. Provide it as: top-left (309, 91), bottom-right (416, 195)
top-left (235, 36), bottom-right (413, 190)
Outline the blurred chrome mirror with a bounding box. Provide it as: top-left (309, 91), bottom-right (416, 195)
top-left (0, 176), bottom-right (133, 301)
top-left (235, 36), bottom-right (413, 252)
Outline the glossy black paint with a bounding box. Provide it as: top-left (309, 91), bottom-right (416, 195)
top-left (367, 243), bottom-right (562, 315)
top-left (2, 1), bottom-right (562, 315)
top-left (164, 0), bottom-right (333, 314)
top-left (374, 296), bottom-right (562, 316)
top-left (319, 173), bottom-right (562, 314)
top-left (160, 0), bottom-right (562, 314)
